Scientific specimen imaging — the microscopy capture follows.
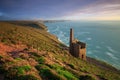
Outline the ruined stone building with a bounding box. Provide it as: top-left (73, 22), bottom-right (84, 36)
top-left (69, 28), bottom-right (86, 60)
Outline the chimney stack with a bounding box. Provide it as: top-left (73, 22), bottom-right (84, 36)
top-left (69, 28), bottom-right (74, 54)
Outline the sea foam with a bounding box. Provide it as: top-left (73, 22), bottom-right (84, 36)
top-left (106, 52), bottom-right (118, 60)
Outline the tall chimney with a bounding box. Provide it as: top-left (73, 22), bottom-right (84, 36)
top-left (69, 28), bottom-right (74, 54)
top-left (70, 28), bottom-right (74, 44)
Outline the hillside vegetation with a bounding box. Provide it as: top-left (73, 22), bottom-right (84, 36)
top-left (0, 21), bottom-right (120, 80)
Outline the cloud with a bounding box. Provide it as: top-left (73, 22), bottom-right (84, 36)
top-left (62, 0), bottom-right (120, 20)
top-left (0, 0), bottom-right (120, 20)
top-left (88, 1), bottom-right (120, 15)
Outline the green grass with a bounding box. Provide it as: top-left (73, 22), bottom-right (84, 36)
top-left (4, 65), bottom-right (32, 79)
top-left (0, 21), bottom-right (63, 53)
top-left (49, 64), bottom-right (78, 80)
top-left (35, 64), bottom-right (66, 80)
top-left (67, 63), bottom-right (75, 69)
top-left (0, 21), bottom-right (120, 80)
top-left (7, 65), bottom-right (31, 75)
top-left (30, 52), bottom-right (45, 64)
top-left (15, 58), bottom-right (23, 61)
top-left (52, 51), bottom-right (120, 80)
top-left (36, 57), bottom-right (45, 64)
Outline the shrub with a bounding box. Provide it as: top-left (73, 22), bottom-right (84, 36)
top-left (79, 75), bottom-right (96, 80)
top-left (37, 57), bottom-right (45, 64)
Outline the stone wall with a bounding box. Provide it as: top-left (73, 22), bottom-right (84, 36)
top-left (79, 48), bottom-right (86, 60)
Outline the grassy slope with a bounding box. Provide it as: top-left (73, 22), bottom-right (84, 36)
top-left (0, 21), bottom-right (120, 80)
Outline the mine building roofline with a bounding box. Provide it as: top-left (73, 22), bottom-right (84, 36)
top-left (77, 41), bottom-right (86, 48)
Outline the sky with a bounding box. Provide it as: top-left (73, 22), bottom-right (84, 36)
top-left (0, 0), bottom-right (120, 20)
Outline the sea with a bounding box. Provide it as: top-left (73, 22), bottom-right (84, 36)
top-left (45, 20), bottom-right (120, 70)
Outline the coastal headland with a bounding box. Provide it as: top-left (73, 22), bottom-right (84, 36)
top-left (0, 21), bottom-right (120, 80)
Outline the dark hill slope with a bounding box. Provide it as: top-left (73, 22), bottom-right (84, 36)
top-left (0, 21), bottom-right (120, 80)
top-left (6, 21), bottom-right (47, 30)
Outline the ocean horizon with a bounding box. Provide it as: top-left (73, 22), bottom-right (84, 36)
top-left (45, 20), bottom-right (120, 70)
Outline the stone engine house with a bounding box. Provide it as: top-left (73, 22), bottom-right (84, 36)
top-left (69, 28), bottom-right (86, 60)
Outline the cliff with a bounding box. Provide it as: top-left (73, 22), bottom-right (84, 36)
top-left (0, 21), bottom-right (120, 80)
